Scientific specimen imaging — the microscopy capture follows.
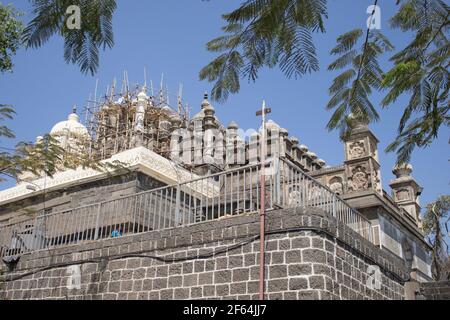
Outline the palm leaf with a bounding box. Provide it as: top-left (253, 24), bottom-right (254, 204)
top-left (200, 0), bottom-right (328, 102)
top-left (23, 0), bottom-right (116, 75)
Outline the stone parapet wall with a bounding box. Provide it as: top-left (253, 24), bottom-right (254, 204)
top-left (0, 207), bottom-right (407, 300)
top-left (0, 172), bottom-right (165, 226)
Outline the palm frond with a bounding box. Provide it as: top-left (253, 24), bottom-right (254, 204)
top-left (326, 27), bottom-right (391, 135)
top-left (23, 0), bottom-right (116, 75)
top-left (383, 0), bottom-right (449, 163)
top-left (200, 0), bottom-right (328, 102)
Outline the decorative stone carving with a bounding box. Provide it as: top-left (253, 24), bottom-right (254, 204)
top-left (393, 163), bottom-right (413, 178)
top-left (369, 140), bottom-right (378, 159)
top-left (348, 141), bottom-right (366, 159)
top-left (373, 170), bottom-right (382, 194)
top-left (329, 177), bottom-right (344, 195)
top-left (396, 189), bottom-right (410, 201)
top-left (349, 166), bottom-right (369, 192)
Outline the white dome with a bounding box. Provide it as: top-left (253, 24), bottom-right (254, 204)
top-left (50, 113), bottom-right (89, 137)
top-left (227, 121), bottom-right (239, 130)
top-left (50, 111), bottom-right (91, 152)
top-left (191, 93), bottom-right (220, 125)
top-left (191, 109), bottom-right (217, 122)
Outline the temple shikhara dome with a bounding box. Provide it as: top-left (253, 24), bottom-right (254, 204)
top-left (50, 107), bottom-right (91, 150)
top-left (50, 109), bottom-right (89, 137)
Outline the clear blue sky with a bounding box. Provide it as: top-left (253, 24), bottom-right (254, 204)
top-left (1, 0), bottom-right (448, 211)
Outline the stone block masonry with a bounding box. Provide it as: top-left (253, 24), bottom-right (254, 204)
top-left (0, 207), bottom-right (407, 300)
top-left (419, 281), bottom-right (450, 300)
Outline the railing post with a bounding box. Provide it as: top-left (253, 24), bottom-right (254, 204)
top-left (175, 185), bottom-right (181, 226)
top-left (94, 203), bottom-right (102, 240)
top-left (29, 216), bottom-right (38, 252)
top-left (274, 158), bottom-right (281, 207)
top-left (37, 214), bottom-right (47, 251)
top-left (332, 195), bottom-right (337, 218)
top-left (132, 195), bottom-right (138, 234)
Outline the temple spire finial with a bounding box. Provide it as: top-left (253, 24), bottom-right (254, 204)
top-left (201, 92), bottom-right (212, 110)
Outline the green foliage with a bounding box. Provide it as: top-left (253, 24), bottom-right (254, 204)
top-left (199, 0), bottom-right (327, 102)
top-left (0, 110), bottom-right (125, 183)
top-left (382, 0), bottom-right (449, 164)
top-left (23, 0), bottom-right (117, 75)
top-left (0, 3), bottom-right (24, 73)
top-left (0, 1), bottom-right (130, 186)
top-left (0, 105), bottom-right (15, 139)
top-left (422, 195), bottom-right (450, 280)
top-left (326, 29), bottom-right (393, 138)
top-left (199, 0), bottom-right (448, 165)
top-left (0, 133), bottom-right (126, 183)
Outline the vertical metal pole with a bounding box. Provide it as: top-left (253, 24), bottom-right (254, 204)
top-left (259, 100), bottom-right (267, 301)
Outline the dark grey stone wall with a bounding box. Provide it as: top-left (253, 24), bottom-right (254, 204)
top-left (418, 281), bottom-right (450, 300)
top-left (0, 207), bottom-right (407, 300)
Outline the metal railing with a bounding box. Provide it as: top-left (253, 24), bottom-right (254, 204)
top-left (276, 158), bottom-right (372, 241)
top-left (0, 158), bottom-right (372, 258)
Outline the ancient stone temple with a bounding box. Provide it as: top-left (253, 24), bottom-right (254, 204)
top-left (0, 83), bottom-right (432, 300)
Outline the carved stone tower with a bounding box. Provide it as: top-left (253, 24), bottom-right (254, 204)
top-left (343, 117), bottom-right (382, 195)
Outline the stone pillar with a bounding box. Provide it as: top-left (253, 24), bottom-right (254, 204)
top-left (290, 136), bottom-right (299, 160)
top-left (343, 117), bottom-right (382, 194)
top-left (191, 93), bottom-right (223, 175)
top-left (203, 104), bottom-right (217, 131)
top-left (279, 128), bottom-right (289, 156)
top-left (389, 164), bottom-right (423, 225)
top-left (225, 121), bottom-right (245, 168)
top-left (134, 88), bottom-right (148, 147)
